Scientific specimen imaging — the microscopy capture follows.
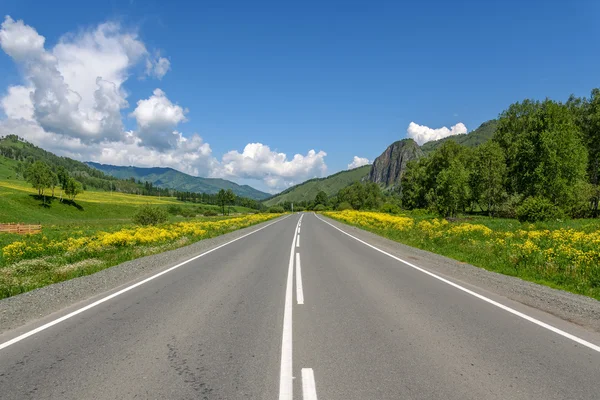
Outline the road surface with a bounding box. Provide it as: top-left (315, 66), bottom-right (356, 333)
top-left (1, 213), bottom-right (599, 399)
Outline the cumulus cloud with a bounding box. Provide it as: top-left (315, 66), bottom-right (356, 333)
top-left (1, 86), bottom-right (34, 120)
top-left (145, 55), bottom-right (170, 79)
top-left (0, 16), bottom-right (328, 192)
top-left (130, 88), bottom-right (188, 150)
top-left (0, 16), bottom-right (149, 143)
top-left (215, 143), bottom-right (328, 190)
top-left (407, 122), bottom-right (467, 145)
top-left (348, 156), bottom-right (369, 169)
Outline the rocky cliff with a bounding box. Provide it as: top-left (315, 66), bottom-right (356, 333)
top-left (368, 139), bottom-right (423, 189)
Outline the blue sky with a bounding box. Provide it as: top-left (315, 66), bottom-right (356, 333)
top-left (0, 0), bottom-right (598, 192)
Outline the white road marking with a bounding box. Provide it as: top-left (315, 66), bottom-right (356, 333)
top-left (279, 214), bottom-right (303, 400)
top-left (296, 253), bottom-right (304, 305)
top-left (296, 235), bottom-right (300, 248)
top-left (316, 215), bottom-right (600, 354)
top-left (0, 215), bottom-right (291, 352)
top-left (301, 368), bottom-right (318, 400)
top-left (298, 227), bottom-right (301, 234)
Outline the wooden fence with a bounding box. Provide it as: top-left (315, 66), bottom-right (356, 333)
top-left (0, 223), bottom-right (42, 235)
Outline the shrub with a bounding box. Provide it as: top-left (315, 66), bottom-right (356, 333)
top-left (496, 194), bottom-right (522, 219)
top-left (380, 202), bottom-right (401, 214)
top-left (133, 205), bottom-right (168, 226)
top-left (203, 210), bottom-right (218, 217)
top-left (336, 201), bottom-right (353, 211)
top-left (516, 196), bottom-right (564, 222)
top-left (167, 205), bottom-right (183, 215)
top-left (313, 204), bottom-right (326, 211)
top-left (268, 206), bottom-right (285, 213)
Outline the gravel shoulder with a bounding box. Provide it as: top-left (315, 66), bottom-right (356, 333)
top-left (0, 216), bottom-right (288, 335)
top-left (320, 215), bottom-right (600, 333)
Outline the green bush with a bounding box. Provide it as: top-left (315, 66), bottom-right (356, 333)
top-left (268, 206), bottom-right (285, 213)
top-left (313, 204), bottom-right (326, 211)
top-left (516, 196), bottom-right (564, 222)
top-left (336, 201), bottom-right (353, 211)
top-left (380, 202), bottom-right (401, 214)
top-left (203, 210), bottom-right (218, 217)
top-left (133, 205), bottom-right (168, 226)
top-left (167, 204), bottom-right (183, 215)
top-left (497, 194), bottom-right (522, 219)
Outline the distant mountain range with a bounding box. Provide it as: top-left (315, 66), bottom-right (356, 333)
top-left (265, 119), bottom-right (498, 205)
top-left (87, 163), bottom-right (270, 200)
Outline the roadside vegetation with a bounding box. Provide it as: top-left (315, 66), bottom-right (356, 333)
top-left (0, 212), bottom-right (280, 299)
top-left (323, 210), bottom-right (600, 301)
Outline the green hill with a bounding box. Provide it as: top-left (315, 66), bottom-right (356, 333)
top-left (263, 165), bottom-right (371, 206)
top-left (420, 120), bottom-right (498, 154)
top-left (87, 163), bottom-right (269, 200)
top-left (0, 135), bottom-right (141, 193)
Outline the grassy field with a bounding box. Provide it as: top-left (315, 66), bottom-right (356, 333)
top-left (323, 210), bottom-right (600, 301)
top-left (0, 177), bottom-right (254, 224)
top-left (0, 168), bottom-right (274, 299)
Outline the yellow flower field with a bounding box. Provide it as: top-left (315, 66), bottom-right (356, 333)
top-left (323, 210), bottom-right (600, 299)
top-left (0, 213), bottom-right (282, 298)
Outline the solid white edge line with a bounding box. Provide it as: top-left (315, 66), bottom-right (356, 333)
top-left (0, 215), bottom-right (291, 352)
top-left (279, 214), bottom-right (302, 400)
top-left (296, 253), bottom-right (304, 305)
top-left (315, 214), bottom-right (600, 354)
top-left (301, 368), bottom-right (318, 400)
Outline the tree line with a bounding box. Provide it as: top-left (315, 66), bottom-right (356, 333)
top-left (401, 89), bottom-right (600, 220)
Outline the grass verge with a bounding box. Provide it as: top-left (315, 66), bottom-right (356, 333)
top-left (0, 213), bottom-right (283, 299)
top-left (322, 210), bottom-right (600, 301)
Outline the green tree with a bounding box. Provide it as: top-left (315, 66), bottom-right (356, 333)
top-left (25, 161), bottom-right (54, 203)
top-left (216, 189), bottom-right (227, 215)
top-left (471, 141), bottom-right (507, 216)
top-left (225, 189), bottom-right (235, 215)
top-left (64, 178), bottom-right (83, 201)
top-left (314, 190), bottom-right (328, 206)
top-left (494, 99), bottom-right (588, 211)
top-left (434, 158), bottom-right (470, 217)
top-left (401, 159), bottom-right (428, 209)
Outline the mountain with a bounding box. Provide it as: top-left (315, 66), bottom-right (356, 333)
top-left (368, 139), bottom-right (424, 189)
top-left (263, 165), bottom-right (371, 206)
top-left (0, 135), bottom-right (141, 193)
top-left (420, 119), bottom-right (498, 154)
top-left (87, 162), bottom-right (270, 200)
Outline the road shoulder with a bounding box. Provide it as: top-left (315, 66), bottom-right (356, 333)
top-left (319, 214), bottom-right (600, 333)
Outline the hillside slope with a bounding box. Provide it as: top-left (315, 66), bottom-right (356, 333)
top-left (263, 165), bottom-right (370, 206)
top-left (87, 163), bottom-right (269, 200)
top-left (420, 119), bottom-right (498, 154)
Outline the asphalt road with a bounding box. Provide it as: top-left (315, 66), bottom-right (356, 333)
top-left (1, 213), bottom-right (599, 399)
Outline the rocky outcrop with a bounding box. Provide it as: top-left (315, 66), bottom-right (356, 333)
top-left (368, 139), bottom-right (423, 189)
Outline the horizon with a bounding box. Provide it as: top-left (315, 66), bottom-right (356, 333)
top-left (1, 0), bottom-right (598, 192)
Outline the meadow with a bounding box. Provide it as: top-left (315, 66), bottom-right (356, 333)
top-left (0, 173), bottom-right (277, 299)
top-left (323, 210), bottom-right (600, 301)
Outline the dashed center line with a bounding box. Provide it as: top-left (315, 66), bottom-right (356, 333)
top-left (302, 368), bottom-right (318, 400)
top-left (296, 235), bottom-right (300, 248)
top-left (296, 253), bottom-right (304, 305)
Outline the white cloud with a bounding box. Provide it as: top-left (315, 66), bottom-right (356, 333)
top-left (0, 16), bottom-right (45, 60)
top-left (407, 121), bottom-right (467, 145)
top-left (130, 88), bottom-right (188, 150)
top-left (215, 143), bottom-right (328, 190)
top-left (348, 156), bottom-right (369, 169)
top-left (0, 16), bottom-right (149, 143)
top-left (0, 16), bottom-right (328, 193)
top-left (1, 86), bottom-right (34, 120)
top-left (145, 55), bottom-right (170, 79)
